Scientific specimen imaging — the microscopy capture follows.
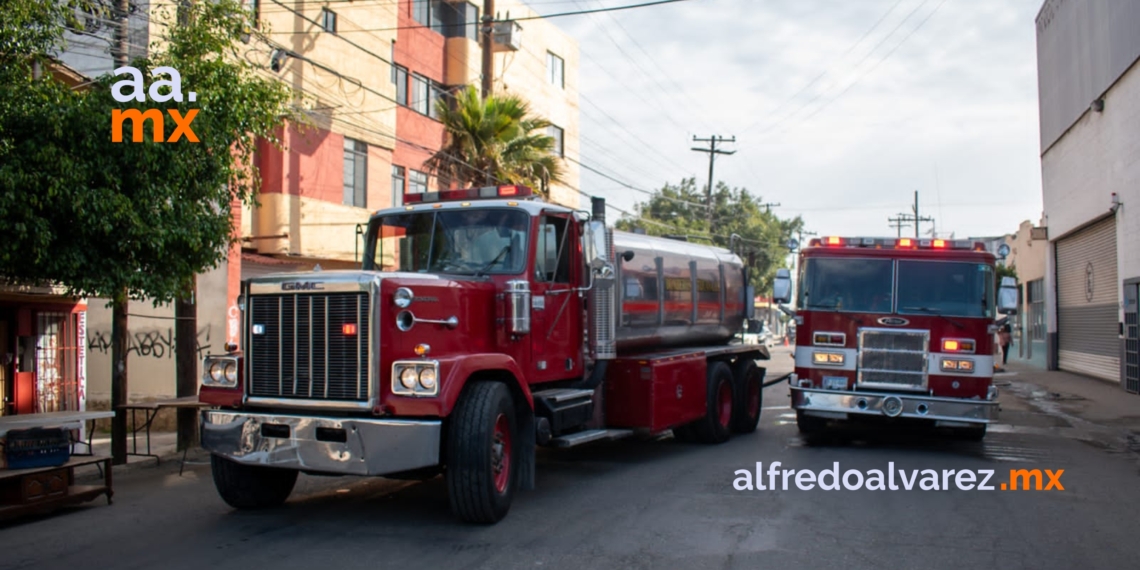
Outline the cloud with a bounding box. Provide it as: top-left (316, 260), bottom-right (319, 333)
top-left (539, 0), bottom-right (1045, 238)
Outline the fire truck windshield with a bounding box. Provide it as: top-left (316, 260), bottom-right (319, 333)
top-left (370, 208), bottom-right (530, 275)
top-left (798, 257), bottom-right (996, 318)
top-left (798, 258), bottom-right (894, 313)
top-left (897, 260), bottom-right (995, 318)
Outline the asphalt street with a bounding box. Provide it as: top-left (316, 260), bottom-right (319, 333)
top-left (3, 346), bottom-right (1138, 570)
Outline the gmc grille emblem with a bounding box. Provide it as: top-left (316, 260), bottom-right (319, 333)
top-left (877, 317), bottom-right (909, 326)
top-left (282, 281), bottom-right (324, 291)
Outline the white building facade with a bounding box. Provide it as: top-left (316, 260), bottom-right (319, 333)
top-left (1036, 0), bottom-right (1140, 392)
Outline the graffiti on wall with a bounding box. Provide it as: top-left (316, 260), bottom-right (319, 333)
top-left (87, 325), bottom-right (213, 360)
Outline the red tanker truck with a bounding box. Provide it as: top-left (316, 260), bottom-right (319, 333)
top-left (775, 236), bottom-right (1018, 440)
top-left (198, 185), bottom-right (769, 523)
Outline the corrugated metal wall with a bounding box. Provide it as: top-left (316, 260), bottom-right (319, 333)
top-left (1056, 216), bottom-right (1119, 380)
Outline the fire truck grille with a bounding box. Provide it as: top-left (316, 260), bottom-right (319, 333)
top-left (247, 292), bottom-right (370, 402)
top-left (858, 329), bottom-right (929, 389)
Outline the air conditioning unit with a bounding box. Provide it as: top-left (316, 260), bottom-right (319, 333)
top-left (492, 20), bottom-right (522, 52)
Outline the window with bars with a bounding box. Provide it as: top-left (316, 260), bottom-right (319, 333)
top-left (343, 138), bottom-right (367, 208)
top-left (1027, 278), bottom-right (1045, 341)
top-left (391, 165), bottom-right (406, 207)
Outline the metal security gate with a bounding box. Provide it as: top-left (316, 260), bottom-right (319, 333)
top-left (1056, 216), bottom-right (1119, 381)
top-left (1124, 281), bottom-right (1139, 394)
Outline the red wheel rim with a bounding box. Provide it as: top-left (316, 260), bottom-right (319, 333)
top-left (747, 376), bottom-right (761, 419)
top-left (492, 413), bottom-right (511, 494)
top-left (717, 379), bottom-right (733, 429)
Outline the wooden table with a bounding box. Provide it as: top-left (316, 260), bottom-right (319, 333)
top-left (0, 456), bottom-right (113, 521)
top-left (117, 397), bottom-right (212, 472)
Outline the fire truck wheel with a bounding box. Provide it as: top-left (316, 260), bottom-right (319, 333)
top-left (210, 455), bottom-right (298, 509)
top-left (446, 381), bottom-right (517, 524)
top-left (730, 360), bottom-right (764, 434)
top-left (795, 410), bottom-right (827, 437)
top-left (693, 361), bottom-right (734, 444)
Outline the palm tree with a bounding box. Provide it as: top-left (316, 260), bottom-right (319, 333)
top-left (424, 86), bottom-right (564, 196)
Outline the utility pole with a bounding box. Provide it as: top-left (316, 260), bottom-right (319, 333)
top-left (691, 135), bottom-right (735, 226)
top-left (887, 214), bottom-right (911, 238)
top-left (481, 0), bottom-right (495, 97)
top-left (759, 202), bottom-right (781, 214)
top-left (910, 190), bottom-right (933, 239)
top-left (111, 0), bottom-right (131, 466)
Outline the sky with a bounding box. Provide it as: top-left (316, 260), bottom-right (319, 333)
top-left (532, 0), bottom-right (1046, 241)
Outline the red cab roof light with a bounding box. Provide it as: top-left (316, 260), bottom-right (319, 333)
top-left (403, 185), bottom-right (533, 205)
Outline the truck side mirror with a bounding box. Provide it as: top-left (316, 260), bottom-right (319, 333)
top-left (584, 220), bottom-right (610, 271)
top-left (772, 268), bottom-right (792, 304)
top-left (997, 276), bottom-right (1018, 315)
top-left (745, 285), bottom-right (756, 319)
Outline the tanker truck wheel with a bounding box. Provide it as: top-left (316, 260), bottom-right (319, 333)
top-left (692, 361), bottom-right (734, 444)
top-left (210, 455), bottom-right (298, 509)
top-left (446, 381), bottom-right (518, 524)
top-left (730, 360), bottom-right (764, 434)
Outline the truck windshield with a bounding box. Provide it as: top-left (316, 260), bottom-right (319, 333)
top-left (370, 209), bottom-right (530, 275)
top-left (897, 260), bottom-right (994, 318)
top-left (798, 258), bottom-right (894, 313)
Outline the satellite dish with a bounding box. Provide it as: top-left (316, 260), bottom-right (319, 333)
top-left (786, 238), bottom-right (799, 251)
top-left (997, 244), bottom-right (1010, 258)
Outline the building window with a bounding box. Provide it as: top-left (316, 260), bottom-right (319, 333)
top-left (393, 65), bottom-right (408, 106)
top-left (439, 1), bottom-right (478, 41)
top-left (546, 52), bottom-right (564, 89)
top-left (246, 0), bottom-right (260, 26)
top-left (546, 125), bottom-right (564, 157)
top-left (411, 74), bottom-right (430, 115)
top-left (391, 166), bottom-right (406, 207)
top-left (320, 8), bottom-right (337, 33)
top-left (428, 84), bottom-right (446, 120)
top-left (409, 170), bottom-right (428, 194)
top-left (343, 138), bottom-right (367, 208)
top-left (413, 0), bottom-right (431, 27)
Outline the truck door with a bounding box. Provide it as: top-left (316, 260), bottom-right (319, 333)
top-left (530, 213), bottom-right (583, 383)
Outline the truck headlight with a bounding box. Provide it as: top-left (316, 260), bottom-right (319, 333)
top-left (392, 361), bottom-right (439, 396)
top-left (941, 358), bottom-right (975, 372)
top-left (394, 287), bottom-right (414, 308)
top-left (418, 367), bottom-right (437, 390)
top-left (812, 351), bottom-right (845, 366)
top-left (399, 367), bottom-right (418, 389)
top-left (202, 356), bottom-right (239, 388)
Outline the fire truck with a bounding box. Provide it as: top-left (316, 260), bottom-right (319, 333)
top-left (774, 235), bottom-right (1018, 440)
top-left (198, 185), bottom-right (769, 523)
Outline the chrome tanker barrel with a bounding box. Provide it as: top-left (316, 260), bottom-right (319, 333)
top-left (611, 230), bottom-right (748, 351)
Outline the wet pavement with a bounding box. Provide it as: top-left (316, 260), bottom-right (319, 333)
top-left (2, 348), bottom-right (1139, 570)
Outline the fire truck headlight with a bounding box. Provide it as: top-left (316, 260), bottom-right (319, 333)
top-left (399, 367), bottom-right (418, 389)
top-left (202, 357), bottom-right (239, 387)
top-left (394, 287), bottom-right (414, 308)
top-left (418, 367), bottom-right (437, 390)
top-left (940, 358), bottom-right (975, 373)
top-left (812, 351), bottom-right (845, 366)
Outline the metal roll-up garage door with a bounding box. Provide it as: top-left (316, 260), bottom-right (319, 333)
top-left (1056, 216), bottom-right (1119, 381)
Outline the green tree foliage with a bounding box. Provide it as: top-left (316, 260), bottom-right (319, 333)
top-left (0, 0), bottom-right (294, 303)
top-left (424, 85), bottom-right (563, 195)
top-left (614, 178), bottom-right (804, 292)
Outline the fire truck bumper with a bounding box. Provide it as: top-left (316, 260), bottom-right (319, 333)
top-left (200, 410), bottom-right (441, 476)
top-left (789, 384), bottom-right (999, 425)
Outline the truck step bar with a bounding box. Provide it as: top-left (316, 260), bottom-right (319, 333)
top-left (531, 388), bottom-right (597, 403)
top-left (549, 429), bottom-right (634, 448)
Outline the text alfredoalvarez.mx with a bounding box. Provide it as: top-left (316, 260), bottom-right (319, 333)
top-left (110, 66), bottom-right (198, 143)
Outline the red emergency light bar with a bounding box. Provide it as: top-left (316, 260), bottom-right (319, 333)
top-left (809, 236), bottom-right (987, 251)
top-left (403, 185), bottom-right (533, 205)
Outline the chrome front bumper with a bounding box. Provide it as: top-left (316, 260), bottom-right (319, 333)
top-left (789, 385), bottom-right (999, 425)
top-left (201, 410), bottom-right (441, 476)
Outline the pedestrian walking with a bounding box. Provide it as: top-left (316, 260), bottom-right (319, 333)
top-left (999, 323), bottom-right (1012, 366)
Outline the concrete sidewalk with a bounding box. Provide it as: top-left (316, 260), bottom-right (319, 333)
top-left (998, 361), bottom-right (1140, 429)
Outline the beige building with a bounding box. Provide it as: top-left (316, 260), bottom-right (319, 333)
top-left (1002, 219), bottom-right (1049, 368)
